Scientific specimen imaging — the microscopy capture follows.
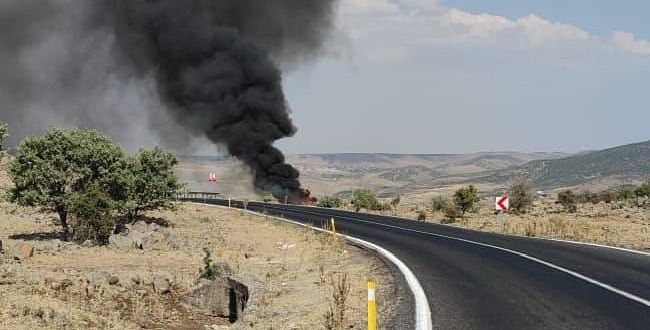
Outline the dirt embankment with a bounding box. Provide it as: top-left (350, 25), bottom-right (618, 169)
top-left (0, 203), bottom-right (402, 329)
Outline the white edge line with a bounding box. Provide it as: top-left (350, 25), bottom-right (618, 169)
top-left (196, 203), bottom-right (433, 330)
top-left (321, 212), bottom-right (650, 308)
top-left (523, 235), bottom-right (650, 256)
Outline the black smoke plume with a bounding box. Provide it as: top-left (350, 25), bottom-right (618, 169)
top-left (105, 0), bottom-right (337, 201)
top-left (0, 0), bottom-right (338, 201)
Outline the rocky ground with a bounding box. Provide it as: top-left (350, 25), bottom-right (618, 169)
top-left (0, 203), bottom-right (400, 330)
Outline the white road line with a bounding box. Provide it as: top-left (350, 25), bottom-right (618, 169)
top-left (300, 204), bottom-right (650, 256)
top-left (310, 211), bottom-right (650, 308)
top-left (197, 203), bottom-right (433, 330)
top-left (524, 236), bottom-right (650, 256)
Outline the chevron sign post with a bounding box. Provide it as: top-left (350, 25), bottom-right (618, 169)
top-left (495, 195), bottom-right (509, 233)
top-left (495, 196), bottom-right (509, 212)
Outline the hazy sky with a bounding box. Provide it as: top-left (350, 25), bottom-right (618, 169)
top-left (277, 0), bottom-right (650, 154)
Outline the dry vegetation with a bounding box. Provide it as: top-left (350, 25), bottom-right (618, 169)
top-left (0, 204), bottom-right (398, 329)
top-left (0, 156), bottom-right (398, 330)
top-left (344, 197), bottom-right (650, 252)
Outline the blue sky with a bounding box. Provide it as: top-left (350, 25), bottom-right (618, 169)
top-left (278, 0), bottom-right (650, 154)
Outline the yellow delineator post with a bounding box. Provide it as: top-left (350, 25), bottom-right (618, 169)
top-left (330, 217), bottom-right (337, 241)
top-left (368, 280), bottom-right (377, 330)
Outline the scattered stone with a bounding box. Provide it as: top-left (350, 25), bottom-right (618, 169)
top-left (244, 252), bottom-right (253, 259)
top-left (182, 277), bottom-right (249, 322)
top-left (85, 284), bottom-right (98, 298)
top-left (276, 243), bottom-right (296, 250)
top-left (81, 240), bottom-right (93, 247)
top-left (60, 278), bottom-right (73, 289)
top-left (153, 274), bottom-right (171, 294)
top-left (51, 278), bottom-right (73, 291)
top-left (35, 306), bottom-right (56, 321)
top-left (108, 276), bottom-right (120, 285)
top-left (14, 244), bottom-right (35, 260)
top-left (85, 271), bottom-right (111, 285)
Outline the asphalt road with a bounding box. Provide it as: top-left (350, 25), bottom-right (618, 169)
top-left (189, 198), bottom-right (650, 330)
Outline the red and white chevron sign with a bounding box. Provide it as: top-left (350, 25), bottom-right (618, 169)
top-left (208, 172), bottom-right (217, 184)
top-left (495, 196), bottom-right (509, 211)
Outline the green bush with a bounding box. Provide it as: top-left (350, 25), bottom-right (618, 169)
top-left (70, 184), bottom-right (115, 245)
top-left (317, 195), bottom-right (343, 208)
top-left (430, 196), bottom-right (449, 212)
top-left (199, 248), bottom-right (220, 281)
top-left (508, 179), bottom-right (534, 214)
top-left (351, 189), bottom-right (380, 212)
top-left (453, 185), bottom-right (480, 216)
top-left (635, 183), bottom-right (650, 198)
top-left (617, 188), bottom-right (636, 201)
top-left (442, 204), bottom-right (461, 223)
top-left (557, 190), bottom-right (577, 213)
top-left (262, 194), bottom-right (277, 203)
top-left (597, 190), bottom-right (617, 204)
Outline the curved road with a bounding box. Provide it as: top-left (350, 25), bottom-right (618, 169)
top-left (189, 198), bottom-right (650, 330)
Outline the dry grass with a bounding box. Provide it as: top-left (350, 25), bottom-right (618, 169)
top-left (376, 198), bottom-right (650, 251)
top-left (0, 202), bottom-right (397, 329)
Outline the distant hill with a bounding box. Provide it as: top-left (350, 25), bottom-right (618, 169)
top-left (482, 140), bottom-right (650, 189)
top-left (176, 142), bottom-right (649, 199)
top-left (288, 152), bottom-right (566, 173)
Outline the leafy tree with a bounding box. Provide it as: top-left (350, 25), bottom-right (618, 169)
top-left (10, 128), bottom-right (127, 239)
top-left (453, 185), bottom-right (480, 216)
top-left (317, 195), bottom-right (343, 208)
top-left (70, 183), bottom-right (115, 245)
top-left (351, 189), bottom-right (380, 212)
top-left (508, 179), bottom-right (534, 214)
top-left (115, 147), bottom-right (182, 221)
top-left (430, 196), bottom-right (449, 212)
top-left (557, 190), bottom-right (577, 213)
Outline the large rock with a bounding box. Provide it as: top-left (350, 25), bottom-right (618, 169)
top-left (182, 278), bottom-right (249, 323)
top-left (153, 272), bottom-right (171, 294)
top-left (14, 244), bottom-right (34, 260)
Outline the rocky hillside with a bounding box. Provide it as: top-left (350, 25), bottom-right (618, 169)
top-left (482, 140), bottom-right (650, 190)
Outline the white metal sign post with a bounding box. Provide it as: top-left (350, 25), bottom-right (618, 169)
top-left (495, 196), bottom-right (509, 233)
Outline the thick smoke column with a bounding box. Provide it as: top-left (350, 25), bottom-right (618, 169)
top-left (103, 0), bottom-right (336, 201)
top-left (0, 0), bottom-right (337, 201)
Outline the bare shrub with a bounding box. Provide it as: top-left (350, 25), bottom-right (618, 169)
top-left (323, 274), bottom-right (350, 330)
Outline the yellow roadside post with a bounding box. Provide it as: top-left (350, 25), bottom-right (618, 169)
top-left (368, 280), bottom-right (377, 330)
top-left (330, 217), bottom-right (337, 241)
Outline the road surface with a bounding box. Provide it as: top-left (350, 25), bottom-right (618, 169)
top-left (188, 198), bottom-right (650, 330)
